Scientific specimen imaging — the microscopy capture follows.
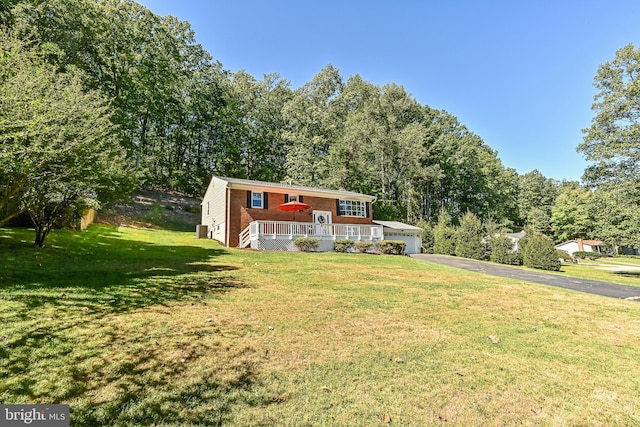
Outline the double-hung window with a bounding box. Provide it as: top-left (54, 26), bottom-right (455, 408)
top-left (251, 191), bottom-right (263, 208)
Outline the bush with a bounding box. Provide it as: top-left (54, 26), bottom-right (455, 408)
top-left (556, 249), bottom-right (572, 263)
top-left (488, 235), bottom-right (522, 265)
top-left (354, 241), bottom-right (375, 253)
top-left (334, 239), bottom-right (354, 253)
top-left (433, 208), bottom-right (456, 255)
top-left (378, 240), bottom-right (406, 255)
top-left (416, 219), bottom-right (434, 253)
top-left (294, 237), bottom-right (319, 252)
top-left (521, 233), bottom-right (561, 271)
top-left (454, 211), bottom-right (486, 260)
top-left (573, 251), bottom-right (602, 260)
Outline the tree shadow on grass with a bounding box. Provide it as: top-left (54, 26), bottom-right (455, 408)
top-left (1, 225), bottom-right (244, 315)
top-left (612, 271), bottom-right (640, 278)
top-left (0, 226), bottom-right (279, 425)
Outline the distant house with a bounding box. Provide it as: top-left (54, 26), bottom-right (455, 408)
top-left (555, 238), bottom-right (605, 257)
top-left (505, 231), bottom-right (526, 251)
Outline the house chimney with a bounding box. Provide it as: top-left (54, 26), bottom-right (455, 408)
top-left (577, 238), bottom-right (584, 251)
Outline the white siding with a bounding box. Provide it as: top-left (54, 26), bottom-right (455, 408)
top-left (556, 241), bottom-right (580, 256)
top-left (201, 176), bottom-right (229, 244)
top-left (383, 231), bottom-right (422, 254)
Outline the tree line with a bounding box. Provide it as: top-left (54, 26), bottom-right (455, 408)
top-left (1, 0), bottom-right (639, 251)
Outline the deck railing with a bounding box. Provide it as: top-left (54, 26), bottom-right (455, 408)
top-left (248, 220), bottom-right (383, 242)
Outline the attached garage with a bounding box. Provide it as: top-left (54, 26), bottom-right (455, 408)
top-left (373, 220), bottom-right (423, 254)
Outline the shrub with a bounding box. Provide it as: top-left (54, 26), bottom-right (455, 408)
top-left (433, 208), bottom-right (455, 255)
top-left (416, 219), bottom-right (434, 254)
top-left (294, 237), bottom-right (319, 252)
top-left (521, 233), bottom-right (561, 271)
top-left (378, 240), bottom-right (406, 255)
top-left (488, 235), bottom-right (522, 265)
top-left (455, 210), bottom-right (486, 260)
top-left (334, 239), bottom-right (354, 253)
top-left (573, 251), bottom-right (602, 260)
top-left (556, 249), bottom-right (572, 263)
top-left (354, 241), bottom-right (375, 253)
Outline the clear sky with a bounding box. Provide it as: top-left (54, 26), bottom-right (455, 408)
top-left (136, 0), bottom-right (640, 182)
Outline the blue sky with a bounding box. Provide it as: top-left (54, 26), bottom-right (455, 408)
top-left (137, 0), bottom-right (640, 182)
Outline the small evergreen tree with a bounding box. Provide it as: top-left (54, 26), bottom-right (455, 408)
top-left (433, 207), bottom-right (455, 255)
top-left (521, 232), bottom-right (561, 271)
top-left (416, 219), bottom-right (434, 253)
top-left (488, 235), bottom-right (522, 265)
top-left (455, 210), bottom-right (486, 260)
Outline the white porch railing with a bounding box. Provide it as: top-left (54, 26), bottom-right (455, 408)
top-left (243, 220), bottom-right (383, 249)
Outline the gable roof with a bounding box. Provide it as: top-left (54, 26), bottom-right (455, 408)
top-left (556, 239), bottom-right (604, 247)
top-left (214, 176), bottom-right (376, 202)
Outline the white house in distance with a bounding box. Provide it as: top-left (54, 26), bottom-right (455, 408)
top-left (199, 175), bottom-right (423, 253)
top-left (555, 238), bottom-right (605, 257)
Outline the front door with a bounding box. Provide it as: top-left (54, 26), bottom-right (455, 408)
top-left (313, 211), bottom-right (332, 236)
top-left (313, 211), bottom-right (332, 224)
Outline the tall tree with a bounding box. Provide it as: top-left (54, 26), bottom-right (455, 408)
top-left (516, 170), bottom-right (558, 232)
top-left (282, 64), bottom-right (344, 186)
top-left (0, 33), bottom-right (133, 246)
top-left (578, 43), bottom-right (640, 188)
top-left (12, 0), bottom-right (234, 195)
top-left (550, 186), bottom-right (594, 242)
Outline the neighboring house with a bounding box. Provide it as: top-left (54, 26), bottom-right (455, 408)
top-left (555, 238), bottom-right (605, 257)
top-left (200, 176), bottom-right (384, 252)
top-left (505, 231), bottom-right (526, 251)
top-left (372, 220), bottom-right (423, 255)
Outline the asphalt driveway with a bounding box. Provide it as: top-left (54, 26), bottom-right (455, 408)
top-left (410, 254), bottom-right (640, 301)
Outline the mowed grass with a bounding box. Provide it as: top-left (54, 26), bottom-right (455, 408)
top-left (534, 257), bottom-right (640, 287)
top-left (2, 226), bottom-right (640, 426)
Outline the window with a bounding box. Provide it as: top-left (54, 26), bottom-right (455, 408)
top-left (251, 191), bottom-right (263, 208)
top-left (285, 194), bottom-right (303, 203)
top-left (338, 199), bottom-right (367, 217)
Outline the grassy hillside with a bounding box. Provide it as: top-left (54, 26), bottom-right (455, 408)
top-left (1, 225), bottom-right (640, 426)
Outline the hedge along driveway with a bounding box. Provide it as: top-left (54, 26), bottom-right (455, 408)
top-left (411, 254), bottom-right (640, 300)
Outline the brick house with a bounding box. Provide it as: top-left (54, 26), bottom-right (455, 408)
top-left (199, 176), bottom-right (384, 251)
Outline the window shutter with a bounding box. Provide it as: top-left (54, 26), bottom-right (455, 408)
top-left (284, 194), bottom-right (289, 203)
top-left (336, 199), bottom-right (341, 216)
top-left (247, 191), bottom-right (252, 208)
top-left (299, 195), bottom-right (304, 203)
top-left (263, 192), bottom-right (268, 209)
top-left (366, 202), bottom-right (370, 218)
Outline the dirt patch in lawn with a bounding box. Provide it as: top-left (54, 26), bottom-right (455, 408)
top-left (98, 188), bottom-right (201, 231)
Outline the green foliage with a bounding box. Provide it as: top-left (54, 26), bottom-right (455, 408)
top-left (334, 239), bottom-right (354, 253)
top-left (294, 237), bottom-right (319, 252)
top-left (573, 251), bottom-right (603, 260)
top-left (353, 241), bottom-right (375, 253)
top-left (551, 186), bottom-right (594, 242)
top-left (517, 170), bottom-right (559, 231)
top-left (579, 43), bottom-right (640, 188)
top-left (433, 208), bottom-right (456, 255)
top-left (521, 232), bottom-right (561, 271)
top-left (4, 0), bottom-right (549, 230)
top-left (416, 219), bottom-right (434, 253)
top-left (377, 240), bottom-right (407, 255)
top-left (0, 32), bottom-right (135, 246)
top-left (488, 235), bottom-right (522, 265)
top-left (454, 210), bottom-right (486, 260)
top-left (556, 249), bottom-right (572, 262)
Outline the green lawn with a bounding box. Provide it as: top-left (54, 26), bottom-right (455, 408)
top-left (2, 225), bottom-right (640, 426)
